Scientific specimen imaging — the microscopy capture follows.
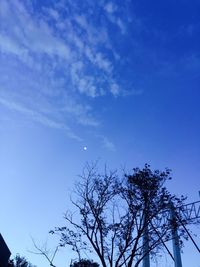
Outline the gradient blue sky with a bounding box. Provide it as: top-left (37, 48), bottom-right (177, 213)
top-left (0, 0), bottom-right (200, 266)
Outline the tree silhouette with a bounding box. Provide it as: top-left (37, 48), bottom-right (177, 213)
top-left (50, 163), bottom-right (191, 267)
top-left (8, 254), bottom-right (36, 267)
top-left (70, 259), bottom-right (99, 267)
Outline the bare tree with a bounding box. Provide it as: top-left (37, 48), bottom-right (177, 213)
top-left (30, 238), bottom-right (59, 267)
top-left (50, 163), bottom-right (190, 267)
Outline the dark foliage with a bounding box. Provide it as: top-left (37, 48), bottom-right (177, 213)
top-left (8, 254), bottom-right (36, 267)
top-left (70, 259), bottom-right (99, 267)
top-left (50, 163), bottom-right (190, 267)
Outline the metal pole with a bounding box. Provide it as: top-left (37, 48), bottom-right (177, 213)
top-left (142, 216), bottom-right (150, 267)
top-left (170, 203), bottom-right (182, 267)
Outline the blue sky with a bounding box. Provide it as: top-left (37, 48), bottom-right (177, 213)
top-left (0, 0), bottom-right (200, 266)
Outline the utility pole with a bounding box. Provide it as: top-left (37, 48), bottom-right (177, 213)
top-left (170, 203), bottom-right (182, 267)
top-left (141, 200), bottom-right (200, 267)
top-left (142, 224), bottom-right (150, 267)
top-left (171, 200), bottom-right (200, 267)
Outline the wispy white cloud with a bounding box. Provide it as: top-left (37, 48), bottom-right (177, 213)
top-left (110, 82), bottom-right (120, 97)
top-left (101, 136), bottom-right (116, 152)
top-left (44, 7), bottom-right (60, 21)
top-left (0, 97), bottom-right (82, 141)
top-left (60, 97), bottom-right (100, 127)
top-left (0, 34), bottom-right (27, 57)
top-left (103, 2), bottom-right (127, 35)
top-left (104, 2), bottom-right (117, 14)
top-left (122, 88), bottom-right (144, 97)
top-left (0, 0), bottom-right (142, 146)
top-left (0, 0), bottom-right (122, 98)
top-left (116, 18), bottom-right (127, 35)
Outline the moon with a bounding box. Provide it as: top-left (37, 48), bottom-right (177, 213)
top-left (83, 146), bottom-right (87, 151)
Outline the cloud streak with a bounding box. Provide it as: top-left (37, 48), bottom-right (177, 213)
top-left (0, 0), bottom-right (123, 97)
top-left (0, 0), bottom-right (144, 149)
top-left (0, 97), bottom-right (82, 141)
